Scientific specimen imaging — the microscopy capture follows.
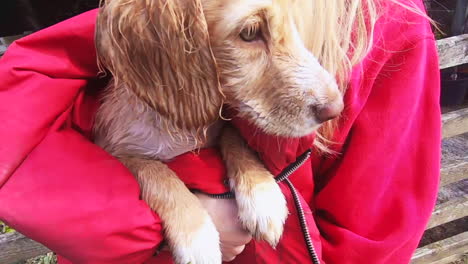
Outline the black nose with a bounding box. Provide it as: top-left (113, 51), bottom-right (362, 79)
top-left (313, 100), bottom-right (344, 123)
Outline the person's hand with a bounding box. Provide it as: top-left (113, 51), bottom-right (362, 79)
top-left (195, 192), bottom-right (252, 262)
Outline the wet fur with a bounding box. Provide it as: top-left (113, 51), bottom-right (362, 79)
top-left (94, 0), bottom-right (343, 263)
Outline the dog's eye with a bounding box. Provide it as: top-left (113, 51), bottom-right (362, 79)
top-left (240, 26), bottom-right (261, 42)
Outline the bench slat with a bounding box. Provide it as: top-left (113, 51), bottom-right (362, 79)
top-left (412, 231), bottom-right (468, 264)
top-left (440, 134), bottom-right (468, 186)
top-left (437, 34), bottom-right (468, 69)
top-left (427, 180), bottom-right (468, 229)
top-left (442, 108), bottom-right (468, 139)
top-left (0, 232), bottom-right (50, 264)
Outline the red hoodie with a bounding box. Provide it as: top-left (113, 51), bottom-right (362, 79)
top-left (0, 0), bottom-right (441, 263)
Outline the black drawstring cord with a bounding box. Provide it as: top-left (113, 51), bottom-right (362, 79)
top-left (284, 177), bottom-right (320, 264)
top-left (197, 149), bottom-right (320, 264)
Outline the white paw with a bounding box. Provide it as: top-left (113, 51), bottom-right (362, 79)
top-left (233, 179), bottom-right (288, 247)
top-left (171, 215), bottom-right (222, 264)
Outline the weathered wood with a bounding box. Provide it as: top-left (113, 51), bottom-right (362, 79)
top-left (0, 232), bottom-right (50, 264)
top-left (0, 43), bottom-right (6, 56)
top-left (430, 254), bottom-right (468, 264)
top-left (436, 179), bottom-right (468, 205)
top-left (420, 215), bottom-right (467, 248)
top-left (440, 134), bottom-right (468, 186)
top-left (412, 231), bottom-right (468, 264)
top-left (427, 198), bottom-right (467, 230)
top-left (442, 108), bottom-right (468, 139)
top-left (437, 34), bottom-right (468, 69)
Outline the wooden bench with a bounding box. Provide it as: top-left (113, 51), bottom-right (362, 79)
top-left (412, 136), bottom-right (468, 263)
top-left (0, 31), bottom-right (467, 264)
top-left (411, 33), bottom-right (468, 264)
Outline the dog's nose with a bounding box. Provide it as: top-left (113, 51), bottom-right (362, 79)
top-left (313, 99), bottom-right (344, 123)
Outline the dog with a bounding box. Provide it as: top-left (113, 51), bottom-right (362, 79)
top-left (94, 0), bottom-right (343, 263)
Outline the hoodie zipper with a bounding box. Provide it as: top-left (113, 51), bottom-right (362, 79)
top-left (203, 149), bottom-right (320, 264)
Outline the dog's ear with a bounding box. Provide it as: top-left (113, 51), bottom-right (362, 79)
top-left (95, 0), bottom-right (223, 131)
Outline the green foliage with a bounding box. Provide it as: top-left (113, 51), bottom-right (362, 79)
top-left (0, 220), bottom-right (15, 234)
top-left (1, 222), bottom-right (57, 264)
top-left (25, 253), bottom-right (57, 264)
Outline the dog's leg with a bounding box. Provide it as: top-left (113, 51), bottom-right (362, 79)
top-left (121, 157), bottom-right (221, 264)
top-left (219, 126), bottom-right (288, 247)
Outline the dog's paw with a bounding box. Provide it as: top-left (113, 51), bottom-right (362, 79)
top-left (170, 214), bottom-right (222, 264)
top-left (233, 177), bottom-right (288, 247)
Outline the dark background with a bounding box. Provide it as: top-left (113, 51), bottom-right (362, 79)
top-left (0, 0), bottom-right (99, 37)
top-left (0, 0), bottom-right (465, 37)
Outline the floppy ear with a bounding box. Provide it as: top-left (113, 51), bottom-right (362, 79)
top-left (95, 0), bottom-right (223, 131)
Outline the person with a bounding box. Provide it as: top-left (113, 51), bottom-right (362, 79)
top-left (0, 0), bottom-right (441, 263)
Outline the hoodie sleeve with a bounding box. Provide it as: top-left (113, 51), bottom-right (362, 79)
top-left (0, 9), bottom-right (164, 263)
top-left (312, 5), bottom-right (441, 264)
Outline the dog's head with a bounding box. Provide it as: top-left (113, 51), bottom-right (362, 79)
top-left (96, 0), bottom-right (343, 138)
top-left (204, 0), bottom-right (344, 137)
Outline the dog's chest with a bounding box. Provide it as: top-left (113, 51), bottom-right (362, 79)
top-left (93, 85), bottom-right (222, 161)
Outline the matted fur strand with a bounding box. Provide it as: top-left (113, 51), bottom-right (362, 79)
top-left (95, 0), bottom-right (224, 133)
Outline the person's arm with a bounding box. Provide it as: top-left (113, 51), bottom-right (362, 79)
top-left (0, 10), bottom-right (167, 263)
top-left (0, 10), bottom-right (252, 263)
top-left (312, 18), bottom-right (441, 264)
